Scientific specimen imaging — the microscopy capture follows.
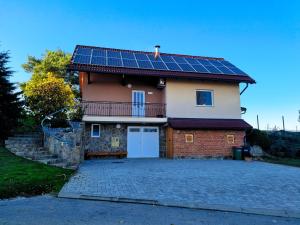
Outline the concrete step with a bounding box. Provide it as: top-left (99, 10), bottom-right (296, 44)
top-left (5, 139), bottom-right (42, 144)
top-left (38, 158), bottom-right (64, 165)
top-left (31, 154), bottom-right (58, 160)
top-left (14, 133), bottom-right (42, 137)
top-left (7, 136), bottom-right (41, 140)
top-left (49, 162), bottom-right (68, 168)
top-left (15, 151), bottom-right (26, 157)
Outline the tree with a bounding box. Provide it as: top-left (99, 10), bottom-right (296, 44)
top-left (23, 74), bottom-right (75, 121)
top-left (0, 50), bottom-right (22, 143)
top-left (21, 50), bottom-right (79, 95)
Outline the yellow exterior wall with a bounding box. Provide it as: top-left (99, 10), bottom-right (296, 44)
top-left (165, 79), bottom-right (241, 119)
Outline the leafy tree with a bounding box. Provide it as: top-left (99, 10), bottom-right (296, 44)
top-left (0, 50), bottom-right (22, 143)
top-left (23, 74), bottom-right (75, 121)
top-left (21, 50), bottom-right (79, 96)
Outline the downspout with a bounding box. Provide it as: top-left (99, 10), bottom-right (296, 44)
top-left (240, 83), bottom-right (249, 95)
top-left (240, 82), bottom-right (249, 148)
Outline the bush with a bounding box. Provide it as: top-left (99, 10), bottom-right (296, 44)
top-left (246, 129), bottom-right (272, 150)
top-left (268, 132), bottom-right (300, 157)
top-left (14, 110), bottom-right (39, 133)
top-left (68, 105), bottom-right (84, 121)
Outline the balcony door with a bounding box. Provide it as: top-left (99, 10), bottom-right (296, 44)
top-left (132, 90), bottom-right (145, 117)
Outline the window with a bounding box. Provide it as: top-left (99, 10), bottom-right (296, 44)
top-left (91, 124), bottom-right (100, 137)
top-left (227, 135), bottom-right (235, 144)
top-left (196, 90), bottom-right (213, 106)
top-left (143, 128), bottom-right (158, 132)
top-left (185, 134), bottom-right (194, 143)
top-left (129, 128), bottom-right (140, 132)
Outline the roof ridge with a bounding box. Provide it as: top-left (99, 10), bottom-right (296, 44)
top-left (75, 44), bottom-right (224, 60)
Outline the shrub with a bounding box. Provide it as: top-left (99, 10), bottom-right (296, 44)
top-left (246, 129), bottom-right (272, 150)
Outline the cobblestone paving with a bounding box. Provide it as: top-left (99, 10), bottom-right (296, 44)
top-left (60, 159), bottom-right (300, 211)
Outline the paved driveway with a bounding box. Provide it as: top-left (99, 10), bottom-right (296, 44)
top-left (59, 159), bottom-right (300, 217)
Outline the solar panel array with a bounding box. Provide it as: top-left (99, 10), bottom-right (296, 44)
top-left (72, 46), bottom-right (247, 76)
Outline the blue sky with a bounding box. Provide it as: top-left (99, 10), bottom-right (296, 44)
top-left (0, 0), bottom-right (299, 130)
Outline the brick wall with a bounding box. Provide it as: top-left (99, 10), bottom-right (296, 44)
top-left (172, 129), bottom-right (245, 158)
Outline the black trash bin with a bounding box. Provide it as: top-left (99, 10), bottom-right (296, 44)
top-left (232, 147), bottom-right (243, 160)
top-left (242, 146), bottom-right (251, 159)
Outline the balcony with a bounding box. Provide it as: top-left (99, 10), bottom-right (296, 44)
top-left (81, 101), bottom-right (166, 122)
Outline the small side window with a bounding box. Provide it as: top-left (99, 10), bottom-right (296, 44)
top-left (196, 90), bottom-right (213, 106)
top-left (185, 134), bottom-right (194, 143)
top-left (227, 135), bottom-right (235, 144)
top-left (91, 124), bottom-right (100, 137)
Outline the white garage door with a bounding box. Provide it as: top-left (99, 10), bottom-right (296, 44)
top-left (127, 126), bottom-right (159, 158)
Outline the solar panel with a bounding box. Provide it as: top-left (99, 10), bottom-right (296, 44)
top-left (137, 60), bottom-right (153, 69)
top-left (228, 67), bottom-right (247, 75)
top-left (93, 49), bottom-right (106, 57)
top-left (178, 63), bottom-right (195, 72)
top-left (123, 59), bottom-right (138, 68)
top-left (121, 52), bottom-right (135, 60)
top-left (91, 56), bottom-right (106, 66)
top-left (107, 50), bottom-right (121, 58)
top-left (76, 47), bottom-right (92, 55)
top-left (135, 53), bottom-right (148, 61)
top-left (74, 55), bottom-right (90, 64)
top-left (197, 59), bottom-right (211, 66)
top-left (184, 58), bottom-right (200, 65)
top-left (172, 56), bottom-right (187, 64)
top-left (205, 66), bottom-right (222, 74)
top-left (221, 60), bottom-right (235, 68)
top-left (217, 66), bottom-right (235, 75)
top-left (161, 55), bottom-right (175, 63)
top-left (192, 64), bottom-right (209, 73)
top-left (147, 54), bottom-right (162, 61)
top-left (107, 58), bottom-right (122, 67)
top-left (72, 46), bottom-right (249, 76)
top-left (152, 61), bottom-right (167, 70)
top-left (165, 62), bottom-right (182, 71)
top-left (210, 60), bottom-right (224, 67)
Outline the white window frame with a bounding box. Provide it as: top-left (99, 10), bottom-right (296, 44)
top-left (195, 89), bottom-right (214, 107)
top-left (91, 124), bottom-right (100, 138)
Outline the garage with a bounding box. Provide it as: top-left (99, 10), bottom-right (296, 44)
top-left (127, 126), bottom-right (159, 158)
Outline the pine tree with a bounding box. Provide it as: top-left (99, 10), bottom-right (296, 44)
top-left (0, 50), bottom-right (22, 144)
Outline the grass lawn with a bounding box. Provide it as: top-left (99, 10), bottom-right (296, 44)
top-left (263, 157), bottom-right (300, 168)
top-left (0, 147), bottom-right (74, 199)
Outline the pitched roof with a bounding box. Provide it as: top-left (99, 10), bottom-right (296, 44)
top-left (168, 118), bottom-right (252, 130)
top-left (68, 45), bottom-right (255, 84)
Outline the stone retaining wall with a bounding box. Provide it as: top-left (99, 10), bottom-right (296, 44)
top-left (44, 122), bottom-right (84, 166)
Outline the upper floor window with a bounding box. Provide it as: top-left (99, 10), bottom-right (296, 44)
top-left (91, 124), bottom-right (100, 137)
top-left (196, 90), bottom-right (213, 106)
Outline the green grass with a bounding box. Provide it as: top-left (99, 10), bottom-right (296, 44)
top-left (263, 157), bottom-right (300, 168)
top-left (0, 147), bottom-right (74, 199)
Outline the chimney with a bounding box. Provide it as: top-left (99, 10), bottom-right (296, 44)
top-left (154, 45), bottom-right (160, 59)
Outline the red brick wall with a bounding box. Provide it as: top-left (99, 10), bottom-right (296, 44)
top-left (172, 130), bottom-right (245, 158)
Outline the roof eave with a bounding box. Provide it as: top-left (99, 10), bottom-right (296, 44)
top-left (67, 64), bottom-right (256, 84)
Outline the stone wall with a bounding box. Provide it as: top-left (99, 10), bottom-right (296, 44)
top-left (84, 123), bottom-right (166, 157)
top-left (172, 129), bottom-right (245, 158)
top-left (44, 122), bottom-right (84, 166)
top-left (84, 123), bottom-right (127, 153)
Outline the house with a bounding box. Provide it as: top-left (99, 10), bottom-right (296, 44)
top-left (68, 45), bottom-right (255, 159)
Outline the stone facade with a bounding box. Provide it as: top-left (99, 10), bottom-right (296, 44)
top-left (172, 129), bottom-right (245, 158)
top-left (84, 123), bottom-right (127, 153)
top-left (84, 123), bottom-right (166, 157)
top-left (44, 122), bottom-right (85, 167)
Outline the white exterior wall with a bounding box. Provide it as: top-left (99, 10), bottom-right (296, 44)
top-left (165, 79), bottom-right (241, 119)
